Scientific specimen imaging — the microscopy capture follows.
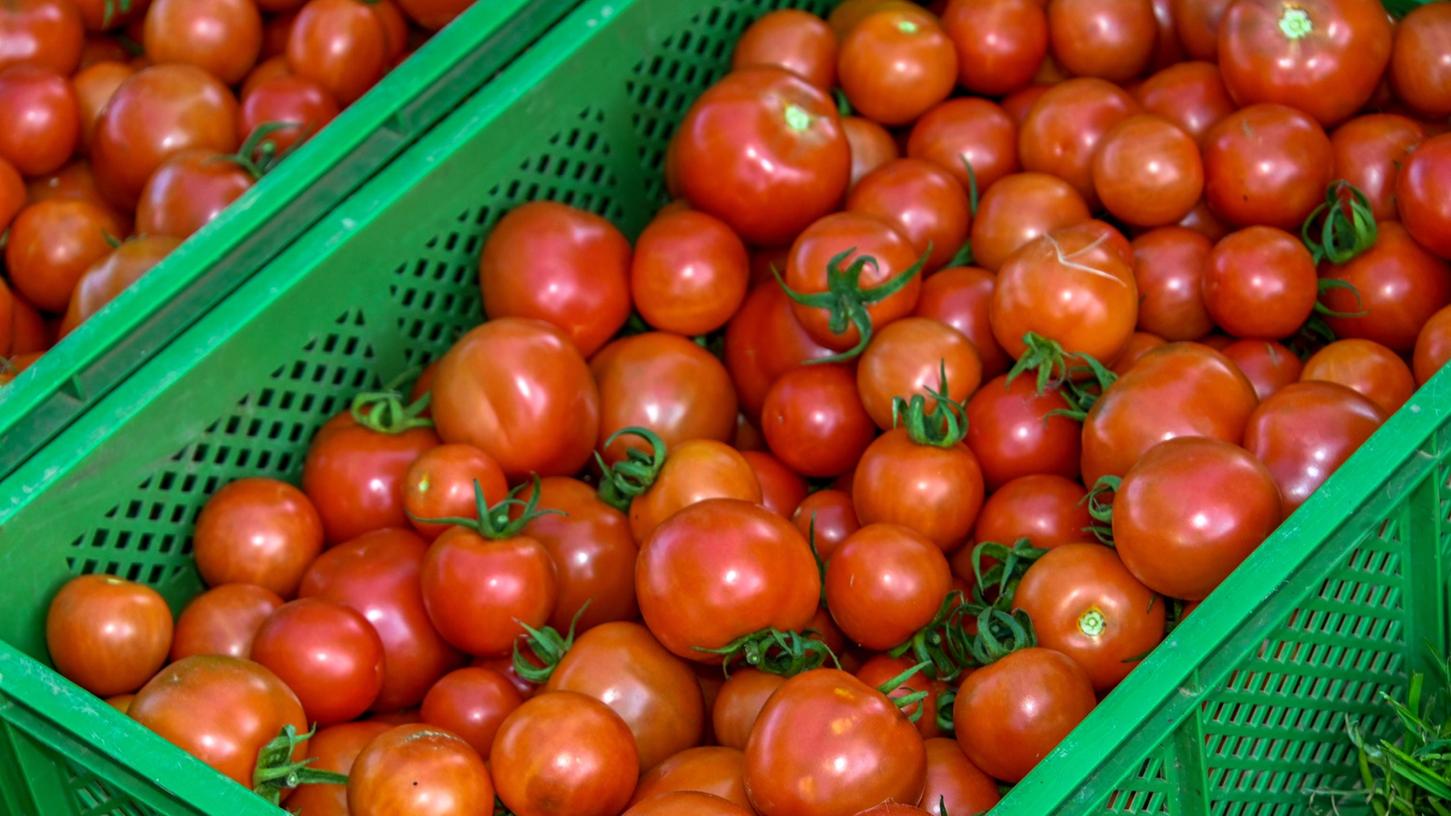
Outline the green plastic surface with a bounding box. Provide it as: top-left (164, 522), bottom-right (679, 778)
top-left (0, 1), bottom-right (1448, 813)
top-left (0, 0), bottom-right (583, 482)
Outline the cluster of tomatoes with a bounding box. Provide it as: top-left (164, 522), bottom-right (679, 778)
top-left (36, 0), bottom-right (1451, 813)
top-left (0, 0), bottom-right (476, 384)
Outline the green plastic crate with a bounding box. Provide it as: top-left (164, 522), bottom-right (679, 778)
top-left (0, 0), bottom-right (583, 482)
top-left (1, 0), bottom-right (1448, 813)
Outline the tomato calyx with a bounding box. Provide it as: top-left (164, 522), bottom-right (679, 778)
top-left (1005, 332), bottom-right (1118, 420)
top-left (594, 426), bottom-right (669, 512)
top-left (695, 627), bottom-right (841, 677)
top-left (966, 538), bottom-right (1049, 607)
top-left (892, 360), bottom-right (969, 447)
top-left (216, 123), bottom-right (304, 181)
top-left (410, 476), bottom-right (562, 539)
top-left (510, 601), bottom-right (590, 685)
top-left (1082, 476), bottom-right (1121, 545)
top-left (1277, 5), bottom-right (1313, 40)
top-left (1302, 181), bottom-right (1378, 265)
top-left (889, 590), bottom-right (977, 682)
top-left (875, 658), bottom-right (936, 723)
top-left (962, 606), bottom-right (1038, 665)
top-left (350, 370), bottom-right (434, 434)
top-left (251, 724), bottom-right (348, 804)
top-left (773, 246), bottom-right (929, 363)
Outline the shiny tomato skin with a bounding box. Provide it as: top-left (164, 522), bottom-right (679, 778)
top-left (6, 198), bottom-right (127, 313)
top-left (907, 97), bottom-right (1019, 194)
top-left (1396, 133), bottom-right (1451, 260)
top-left (848, 158), bottom-right (971, 272)
top-left (420, 667), bottom-right (521, 760)
top-left (402, 443), bottom-right (507, 540)
top-left (285, 720), bottom-right (390, 816)
top-left (631, 209), bottom-right (749, 336)
top-left (1218, 0), bottom-right (1392, 126)
top-left (171, 583), bottom-right (283, 662)
top-left (827, 523), bottom-right (952, 650)
top-left (914, 266), bottom-right (1011, 379)
top-left (853, 428), bottom-right (986, 551)
top-left (60, 236), bottom-right (180, 337)
top-left (857, 316), bottom-right (981, 430)
top-left (629, 440), bottom-right (763, 543)
top-left (480, 201), bottom-right (630, 358)
top-left (1134, 61), bottom-right (1236, 144)
top-left (1112, 332), bottom-right (1169, 375)
top-left (1202, 226), bottom-right (1317, 339)
top-left (143, 0), bottom-right (262, 85)
top-left (1202, 103), bottom-right (1332, 230)
top-left (421, 527), bottom-right (557, 658)
top-left (1178, 199), bottom-right (1232, 241)
top-left (347, 724), bottom-right (494, 816)
top-left (626, 792), bottom-right (753, 816)
top-left (724, 281), bottom-right (838, 417)
top-left (636, 498), bottom-right (820, 662)
top-left (969, 172), bottom-right (1089, 271)
top-left (431, 317), bottom-right (600, 481)
top-left (1173, 0), bottom-right (1232, 58)
top-left (741, 450), bottom-right (808, 519)
top-left (1017, 77), bottom-right (1139, 207)
top-left (1414, 306), bottom-right (1451, 384)
top-left (919, 738), bottom-right (1001, 816)
top-left (1222, 339), bottom-right (1303, 401)
top-left (674, 66), bottom-right (848, 247)
top-left (941, 0), bottom-right (1048, 96)
top-left (1301, 339), bottom-right (1415, 416)
top-left (1132, 227), bottom-right (1214, 341)
top-left (1092, 115), bottom-right (1203, 228)
top-left (839, 7), bottom-right (957, 126)
top-left (1321, 221), bottom-right (1449, 354)
top-left (732, 8), bottom-right (837, 92)
top-left (194, 477), bottom-right (324, 597)
top-left (1330, 115), bottom-right (1425, 221)
top-left (1391, 4), bottom-right (1451, 119)
top-left (0, 65), bottom-right (78, 177)
top-left (971, 473), bottom-right (1092, 553)
top-left (952, 648), bottom-right (1096, 782)
top-left (286, 0), bottom-right (386, 105)
top-left (792, 488), bottom-right (861, 561)
top-left (238, 74), bottom-right (339, 156)
top-left (0, 0), bottom-right (83, 75)
top-left (70, 58), bottom-right (133, 136)
top-left (301, 412), bottom-right (439, 545)
top-left (1047, 0), bottom-right (1155, 81)
top-left (491, 691), bottom-right (640, 816)
top-left (844, 115), bottom-right (900, 189)
top-left (135, 149), bottom-right (253, 239)
top-left (250, 598), bottom-right (385, 725)
top-left (745, 669), bottom-right (927, 816)
top-left (712, 670), bottom-right (786, 752)
top-left (593, 332), bottom-right (738, 464)
top-left (965, 374), bottom-right (1081, 490)
top-left (46, 575), bottom-right (172, 697)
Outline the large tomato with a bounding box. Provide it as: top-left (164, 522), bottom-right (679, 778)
top-left (301, 410), bottom-right (439, 544)
top-left (194, 477), bottom-right (324, 596)
top-left (517, 476), bottom-right (638, 630)
top-left (855, 426), bottom-right (985, 551)
top-left (250, 598), bottom-right (384, 725)
top-left (857, 316), bottom-right (981, 430)
top-left (1092, 115), bottom-right (1203, 228)
top-left (968, 172), bottom-right (1089, 271)
top-left (1301, 339), bottom-right (1415, 416)
top-left (838, 6), bottom-right (957, 126)
top-left (724, 281), bottom-right (838, 417)
top-left (848, 158), bottom-right (971, 272)
top-left (6, 198), bottom-right (127, 313)
top-left (0, 65), bottom-right (78, 177)
top-left (1202, 103), bottom-right (1332, 230)
top-left (941, 0), bottom-right (1048, 96)
top-left (1391, 3), bottom-right (1451, 120)
top-left (347, 724), bottom-right (494, 816)
top-left (1132, 227), bottom-right (1213, 341)
top-left (1330, 115), bottom-right (1425, 222)
top-left (630, 208), bottom-right (749, 336)
top-left (171, 584), bottom-right (282, 662)
top-left (964, 374), bottom-right (1081, 489)
top-left (732, 9), bottom-right (837, 92)
top-left (971, 473), bottom-right (1092, 553)
top-left (593, 332), bottom-right (738, 463)
top-left (143, 0), bottom-right (262, 85)
top-left (285, 721), bottom-right (390, 816)
top-left (1047, 0), bottom-right (1156, 81)
top-left (827, 524), bottom-right (952, 649)
top-left (761, 364), bottom-right (877, 478)
top-left (906, 97), bottom-right (1020, 193)
top-left (1396, 133), bottom-right (1451, 260)
top-left (1202, 226), bottom-right (1318, 339)
top-left (491, 691), bottom-right (640, 816)
top-left (627, 439), bottom-right (763, 543)
top-left (419, 667), bottom-right (521, 760)
top-left (953, 647), bottom-right (1096, 782)
top-left (60, 236), bottom-right (181, 337)
top-left (46, 575), bottom-right (172, 697)
top-left (1017, 77), bottom-right (1138, 207)
top-left (1244, 381), bottom-right (1386, 512)
top-left (1134, 61), bottom-right (1235, 144)
top-left (286, 0), bottom-right (386, 104)
top-left (919, 738), bottom-right (1002, 816)
top-left (136, 149), bottom-right (254, 240)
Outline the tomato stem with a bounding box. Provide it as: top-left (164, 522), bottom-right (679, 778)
top-left (875, 659), bottom-right (933, 721)
top-left (773, 246), bottom-right (929, 364)
top-left (594, 427), bottom-right (669, 512)
top-left (351, 369), bottom-right (434, 434)
top-left (1005, 332), bottom-right (1117, 420)
top-left (1081, 476), bottom-right (1120, 545)
top-left (963, 607), bottom-right (1037, 665)
top-left (892, 360), bottom-right (969, 447)
top-left (410, 476), bottom-right (562, 539)
top-left (890, 590), bottom-right (975, 681)
top-left (1314, 278), bottom-right (1370, 319)
top-left (1302, 181), bottom-right (1379, 265)
top-left (694, 627), bottom-right (839, 677)
top-left (251, 724), bottom-right (347, 805)
top-left (510, 601), bottom-right (590, 684)
top-left (967, 538), bottom-right (1047, 607)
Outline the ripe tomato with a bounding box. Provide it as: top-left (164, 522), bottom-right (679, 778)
top-left (712, 670), bottom-right (786, 751)
top-left (251, 598), bottom-right (385, 725)
top-left (914, 267), bottom-right (1010, 379)
top-left (393, 0), bottom-right (466, 29)
top-left (0, 66), bottom-right (78, 177)
top-left (299, 528), bottom-right (464, 711)
top-left (1414, 306), bottom-right (1451, 384)
top-left (731, 8), bottom-right (837, 92)
top-left (1221, 339), bottom-right (1302, 401)
top-left (793, 490), bottom-right (862, 562)
top-left (1301, 339), bottom-right (1415, 417)
top-left (419, 667), bottom-right (520, 760)
top-left (1131, 227), bottom-right (1213, 341)
top-left (941, 0), bottom-right (1048, 96)
top-left (636, 498), bottom-right (820, 662)
top-left (0, 0), bottom-right (83, 75)
top-left (848, 159), bottom-right (971, 272)
top-left (301, 410), bottom-right (439, 544)
top-left (907, 97), bottom-right (1020, 194)
top-left (1395, 133), bottom-right (1451, 260)
top-left (1134, 61), bottom-right (1235, 144)
top-left (968, 172), bottom-right (1089, 271)
top-left (839, 6), bottom-right (957, 126)
top-left (1093, 115), bottom-right (1203, 228)
top-left (60, 235), bottom-right (180, 336)
top-left (1330, 115), bottom-right (1425, 222)
top-left (1001, 83), bottom-right (1050, 126)
top-left (130, 656), bottom-right (306, 787)
top-left (171, 584), bottom-right (282, 662)
top-left (593, 332), bottom-right (738, 464)
top-left (1047, 0), bottom-right (1155, 81)
top-left (401, 443), bottom-right (507, 540)
top-left (492, 691), bottom-right (640, 816)
top-left (1202, 103), bottom-right (1332, 229)
top-left (143, 0), bottom-right (262, 85)
top-left (46, 574), bottom-right (172, 697)
top-left (193, 477), bottom-right (323, 597)
top-left (628, 439), bottom-right (763, 543)
top-left (1391, 4), bottom-right (1451, 119)
top-left (857, 316), bottom-right (981, 430)
top-left (1178, 199), bottom-right (1231, 241)
top-left (238, 74), bottom-right (339, 156)
top-left (73, 61), bottom-right (133, 148)
top-left (746, 669), bottom-right (927, 816)
top-left (674, 66), bottom-right (848, 247)
top-left (856, 654), bottom-right (944, 739)
top-left (347, 724), bottom-right (494, 816)
top-left (1017, 78), bottom-right (1138, 206)
top-left (91, 64), bottom-right (239, 208)
top-left (286, 0), bottom-right (386, 104)
top-left (514, 476), bottom-right (638, 630)
top-left (827, 524), bottom-right (951, 649)
top-left (953, 647), bottom-right (1095, 782)
top-left (843, 115), bottom-right (900, 188)
top-left (971, 474), bottom-right (1092, 554)
top-left (6, 198), bottom-right (126, 313)
top-left (724, 281), bottom-right (838, 417)
top-left (741, 450), bottom-right (808, 518)
top-left (480, 201), bottom-right (631, 358)
top-left (1173, 0), bottom-right (1232, 57)
top-left (626, 792), bottom-right (752, 816)
top-left (284, 721), bottom-right (390, 816)
top-left (420, 517), bottom-right (557, 658)
top-left (1218, 0), bottom-right (1391, 126)
top-left (1112, 332), bottom-right (1168, 375)
top-left (431, 317), bottom-right (599, 480)
top-left (1202, 226), bottom-right (1318, 339)
top-left (919, 738), bottom-right (1001, 816)
top-left (631, 209), bottom-right (749, 336)
top-left (135, 149), bottom-right (253, 239)
top-left (854, 427), bottom-right (986, 550)
top-left (964, 374), bottom-right (1080, 489)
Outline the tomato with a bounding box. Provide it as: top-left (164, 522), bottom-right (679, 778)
top-left (914, 267), bottom-right (1010, 380)
top-left (1134, 61), bottom-right (1235, 144)
top-left (829, 0), bottom-right (919, 37)
top-left (143, 0), bottom-right (261, 85)
top-left (514, 476), bottom-right (638, 631)
top-left (1414, 305), bottom-right (1451, 384)
top-left (725, 281), bottom-right (838, 416)
top-left (941, 0), bottom-right (1047, 96)
top-left (1001, 84), bottom-right (1050, 126)
top-left (420, 517), bottom-right (557, 658)
top-left (431, 317), bottom-right (599, 480)
top-left (135, 149), bottom-right (253, 239)
top-left (858, 806), bottom-right (930, 816)
top-left (0, 0), bottom-right (83, 75)
top-left (251, 598), bottom-right (384, 725)
top-left (347, 724), bottom-right (494, 816)
top-left (1017, 78), bottom-right (1138, 207)
top-left (636, 498), bottom-right (820, 662)
top-left (1093, 115), bottom-right (1203, 228)
top-left (60, 235), bottom-right (180, 336)
top-left (480, 201), bottom-right (630, 358)
top-left (238, 75), bottom-right (339, 156)
top-left (741, 450), bottom-right (808, 518)
top-left (1330, 115), bottom-right (1425, 222)
top-left (991, 220), bottom-right (1139, 364)
top-left (130, 656), bottom-right (306, 787)
top-left (1047, 0), bottom-right (1155, 81)
top-left (746, 669), bottom-right (926, 815)
top-left (1221, 339), bottom-right (1302, 400)
top-left (1178, 199), bottom-right (1232, 241)
top-left (474, 654), bottom-right (538, 700)
top-left (857, 317), bottom-right (981, 430)
top-left (963, 374), bottom-right (1079, 490)
top-left (674, 66), bottom-right (848, 247)
top-left (856, 654), bottom-right (944, 739)
top-left (628, 439), bottom-right (763, 543)
top-left (712, 669), bottom-right (787, 751)
top-left (854, 427), bottom-right (985, 551)
top-left (839, 6), bottom-right (957, 126)
top-left (1131, 227), bottom-right (1213, 342)
top-left (1147, 0), bottom-right (1184, 68)
top-left (0, 66), bottom-right (78, 177)
top-left (393, 0), bottom-right (466, 29)
top-left (193, 477), bottom-right (324, 597)
top-left (1202, 226), bottom-right (1317, 339)
top-left (1112, 332), bottom-right (1168, 375)
top-left (593, 333), bottom-right (738, 464)
top-left (844, 115), bottom-right (900, 189)
top-left (732, 9), bottom-right (836, 92)
top-left (968, 172), bottom-right (1089, 272)
top-left (1301, 339), bottom-right (1415, 417)
top-left (420, 667), bottom-right (521, 760)
top-left (46, 574), bottom-right (172, 697)
top-left (171, 583), bottom-right (283, 661)
top-left (1391, 4), bottom-right (1451, 119)
top-left (1396, 133), bottom-right (1451, 260)
top-left (0, 156), bottom-right (19, 234)
top-left (919, 738), bottom-right (1001, 816)
top-left (302, 410), bottom-right (439, 544)
top-left (631, 209), bottom-right (749, 336)
top-left (245, 53), bottom-right (291, 89)
top-left (626, 792), bottom-right (753, 816)
top-left (285, 721), bottom-right (390, 816)
top-left (953, 647), bottom-right (1095, 782)
top-left (1081, 342), bottom-right (1259, 485)
top-left (848, 159), bottom-right (971, 272)
top-left (547, 622), bottom-right (705, 772)
top-left (492, 691), bottom-right (639, 816)
top-left (906, 98), bottom-right (1019, 195)
top-left (286, 0), bottom-right (386, 105)
top-left (27, 159), bottom-right (108, 206)
top-left (7, 198), bottom-right (127, 313)
top-left (826, 524), bottom-right (951, 650)
top-left (73, 61), bottom-right (133, 149)
top-left (401, 443), bottom-right (507, 540)
top-left (1173, 0), bottom-right (1233, 57)
top-left (1202, 103), bottom-right (1332, 229)
top-left (1218, 0), bottom-right (1391, 126)
top-left (0, 282), bottom-right (14, 357)
top-left (971, 474), bottom-right (1091, 561)
top-left (299, 528), bottom-right (464, 711)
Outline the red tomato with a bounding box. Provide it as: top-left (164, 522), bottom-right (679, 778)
top-left (401, 443), bottom-right (507, 540)
top-left (393, 0), bottom-right (467, 30)
top-left (1147, 0), bottom-right (1184, 69)
top-left (913, 266), bottom-right (1010, 379)
top-left (741, 450), bottom-right (808, 518)
top-left (286, 0), bottom-right (386, 104)
top-left (857, 316), bottom-right (981, 430)
top-left (1017, 77), bottom-right (1138, 206)
top-left (420, 667), bottom-right (521, 760)
top-left (1330, 115), bottom-right (1425, 222)
top-left (919, 738), bottom-right (1001, 816)
top-left (854, 427), bottom-right (986, 551)
top-left (627, 792), bottom-right (752, 816)
top-left (1178, 199), bottom-right (1232, 241)
top-left (1132, 227), bottom-right (1213, 341)
top-left (968, 172), bottom-right (1089, 271)
top-left (906, 97), bottom-right (1020, 194)
top-left (1202, 103), bottom-right (1332, 230)
top-left (194, 477), bottom-right (324, 597)
top-left (1324, 223), bottom-right (1451, 355)
top-left (631, 209), bottom-right (749, 336)
top-left (0, 66), bottom-right (78, 177)
top-left (731, 8), bottom-right (837, 92)
top-left (1002, 84), bottom-right (1050, 126)
top-left (285, 721), bottom-right (390, 816)
top-left (1301, 339), bottom-right (1415, 416)
top-left (491, 691), bottom-right (639, 816)
top-left (420, 517), bottom-right (557, 658)
top-left (1396, 133), bottom-right (1451, 260)
top-left (474, 654), bottom-right (538, 700)
top-left (46, 574), bottom-right (172, 697)
top-left (1134, 61), bottom-right (1235, 144)
top-left (251, 598), bottom-right (385, 725)
top-left (635, 498), bottom-right (820, 662)
top-left (712, 670), bottom-right (786, 751)
top-left (6, 198), bottom-right (127, 313)
top-left (1202, 226), bottom-right (1317, 339)
top-left (480, 201), bottom-right (631, 358)
top-left (244, 52), bottom-right (291, 89)
top-left (971, 473), bottom-right (1092, 553)
top-left (1414, 305), bottom-right (1451, 384)
top-left (964, 374), bottom-right (1081, 490)
top-left (299, 528), bottom-right (464, 711)
top-left (431, 317), bottom-right (600, 480)
top-left (1047, 0), bottom-right (1155, 81)
top-left (1391, 4), bottom-right (1451, 119)
top-left (856, 654), bottom-right (944, 739)
top-left (844, 115), bottom-right (900, 189)
top-left (143, 0), bottom-right (262, 85)
top-left (628, 440), bottom-right (764, 543)
top-left (347, 724), bottom-right (494, 816)
top-left (517, 476), bottom-right (638, 631)
top-left (238, 74), bottom-right (339, 156)
top-left (674, 66), bottom-right (848, 246)
top-left (724, 281), bottom-right (838, 417)
top-left (135, 149), bottom-right (253, 239)
top-left (1112, 332), bottom-right (1168, 375)
top-left (171, 583), bottom-right (282, 662)
top-left (301, 410), bottom-right (440, 544)
top-left (792, 488), bottom-right (862, 561)
top-left (953, 647), bottom-right (1096, 782)
top-left (60, 236), bottom-right (180, 337)
top-left (593, 332), bottom-right (738, 464)
top-left (1173, 0), bottom-right (1232, 57)
top-left (8, 290), bottom-right (49, 356)
top-left (0, 0), bottom-right (83, 75)
top-left (827, 523), bottom-right (951, 649)
top-left (73, 61), bottom-right (133, 150)
top-left (746, 669), bottom-right (927, 815)
top-left (849, 159), bottom-right (971, 272)
top-left (941, 0), bottom-right (1048, 96)
top-left (839, 6), bottom-right (957, 126)
top-left (1221, 339), bottom-right (1302, 401)
top-left (1092, 115), bottom-right (1203, 228)
top-left (1218, 0), bottom-right (1391, 126)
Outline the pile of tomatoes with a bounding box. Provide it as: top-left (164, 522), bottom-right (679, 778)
top-left (0, 0), bottom-right (477, 384)
top-left (36, 0), bottom-right (1451, 813)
